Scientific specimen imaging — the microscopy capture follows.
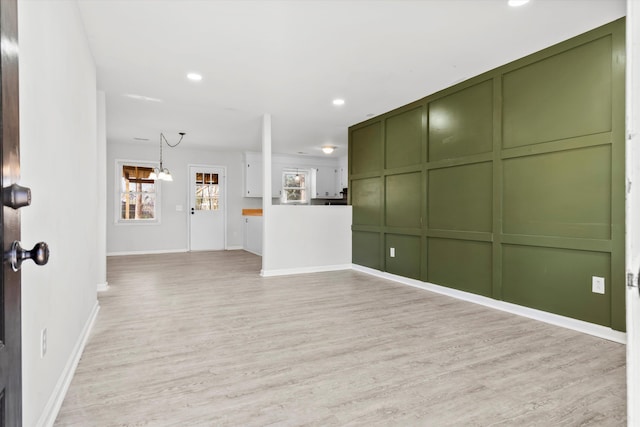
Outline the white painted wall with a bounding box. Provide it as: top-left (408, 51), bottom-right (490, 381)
top-left (261, 115), bottom-right (352, 276)
top-left (626, 1), bottom-right (640, 424)
top-left (18, 1), bottom-right (100, 426)
top-left (261, 205), bottom-right (352, 275)
top-left (107, 142), bottom-right (259, 254)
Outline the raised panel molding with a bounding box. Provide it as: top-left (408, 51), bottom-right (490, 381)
top-left (502, 35), bottom-right (613, 148)
top-left (348, 18), bottom-right (625, 331)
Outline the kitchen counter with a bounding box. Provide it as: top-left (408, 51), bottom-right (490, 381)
top-left (242, 209), bottom-right (263, 216)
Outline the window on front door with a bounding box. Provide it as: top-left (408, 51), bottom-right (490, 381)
top-left (195, 172), bottom-right (220, 211)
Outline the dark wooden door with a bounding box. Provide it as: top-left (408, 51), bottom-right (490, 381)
top-left (0, 0), bottom-right (22, 425)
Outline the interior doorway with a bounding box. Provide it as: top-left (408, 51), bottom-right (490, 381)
top-left (188, 165), bottom-right (226, 251)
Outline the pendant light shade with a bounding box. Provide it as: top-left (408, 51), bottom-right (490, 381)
top-left (148, 132), bottom-right (185, 181)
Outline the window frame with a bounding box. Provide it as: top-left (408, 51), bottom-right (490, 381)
top-left (281, 168), bottom-right (310, 205)
top-left (115, 159), bottom-right (161, 225)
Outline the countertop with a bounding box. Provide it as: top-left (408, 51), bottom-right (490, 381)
top-left (242, 209), bottom-right (263, 216)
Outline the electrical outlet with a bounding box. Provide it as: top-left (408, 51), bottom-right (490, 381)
top-left (41, 328), bottom-right (47, 358)
top-left (592, 276), bottom-right (605, 294)
top-left (390, 247), bottom-right (395, 258)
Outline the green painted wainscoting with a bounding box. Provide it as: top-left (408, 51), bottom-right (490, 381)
top-left (348, 18), bottom-right (626, 331)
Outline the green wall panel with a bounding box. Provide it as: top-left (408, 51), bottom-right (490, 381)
top-left (503, 245), bottom-right (610, 326)
top-left (351, 178), bottom-right (382, 226)
top-left (503, 35), bottom-right (612, 148)
top-left (385, 107), bottom-right (423, 169)
top-left (428, 162), bottom-right (493, 232)
top-left (353, 231), bottom-right (381, 270)
top-left (348, 19), bottom-right (624, 330)
top-left (428, 79), bottom-right (493, 162)
top-left (351, 122), bottom-right (382, 175)
top-left (428, 238), bottom-right (492, 297)
top-left (503, 145), bottom-right (611, 239)
top-left (386, 234), bottom-right (421, 280)
top-left (386, 172), bottom-right (422, 228)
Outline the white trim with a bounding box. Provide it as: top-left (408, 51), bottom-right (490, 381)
top-left (261, 263), bottom-right (351, 277)
top-left (352, 264), bottom-right (627, 344)
top-left (36, 301), bottom-right (100, 427)
top-left (226, 245), bottom-right (244, 251)
top-left (107, 248), bottom-right (187, 257)
top-left (96, 282), bottom-right (109, 292)
top-left (627, 1), bottom-right (640, 424)
top-left (245, 248), bottom-right (262, 256)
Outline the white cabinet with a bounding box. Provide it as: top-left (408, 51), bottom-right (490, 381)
top-left (244, 152), bottom-right (262, 197)
top-left (271, 163), bottom-right (283, 199)
top-left (244, 215), bottom-right (263, 256)
top-left (339, 167), bottom-right (348, 191)
top-left (313, 167), bottom-right (339, 198)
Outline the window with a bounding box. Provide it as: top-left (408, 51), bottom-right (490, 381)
top-left (282, 169), bottom-right (309, 204)
top-left (118, 163), bottom-right (157, 222)
top-left (195, 172), bottom-right (219, 210)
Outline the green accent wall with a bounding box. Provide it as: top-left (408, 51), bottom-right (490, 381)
top-left (349, 18), bottom-right (626, 331)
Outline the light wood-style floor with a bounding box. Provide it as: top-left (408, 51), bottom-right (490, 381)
top-left (55, 251), bottom-right (626, 426)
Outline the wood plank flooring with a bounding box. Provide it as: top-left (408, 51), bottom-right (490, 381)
top-left (55, 251), bottom-right (626, 426)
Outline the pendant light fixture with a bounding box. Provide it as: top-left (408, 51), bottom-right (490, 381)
top-left (149, 132), bottom-right (185, 181)
top-left (321, 145), bottom-right (336, 154)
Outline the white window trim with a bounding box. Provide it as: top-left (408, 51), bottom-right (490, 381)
top-left (281, 168), bottom-right (310, 205)
top-left (114, 159), bottom-right (161, 225)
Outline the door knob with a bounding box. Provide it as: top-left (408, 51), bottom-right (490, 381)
top-left (2, 183), bottom-right (31, 209)
top-left (5, 241), bottom-right (49, 272)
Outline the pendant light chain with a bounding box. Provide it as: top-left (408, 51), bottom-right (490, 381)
top-left (150, 132), bottom-right (185, 182)
top-left (161, 132), bottom-right (185, 148)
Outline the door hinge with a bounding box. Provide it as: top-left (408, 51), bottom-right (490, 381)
top-left (628, 272), bottom-right (640, 296)
top-left (627, 272), bottom-right (636, 288)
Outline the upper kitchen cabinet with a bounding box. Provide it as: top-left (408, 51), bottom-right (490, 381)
top-left (244, 152), bottom-right (263, 197)
top-left (312, 167), bottom-right (339, 198)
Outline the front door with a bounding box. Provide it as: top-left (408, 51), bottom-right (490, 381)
top-left (189, 166), bottom-right (226, 251)
top-left (1, 0), bottom-right (23, 424)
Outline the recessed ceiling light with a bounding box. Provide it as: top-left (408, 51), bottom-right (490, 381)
top-left (187, 73), bottom-right (203, 81)
top-left (332, 99), bottom-right (345, 106)
top-left (508, 0), bottom-right (529, 6)
top-left (366, 113), bottom-right (375, 118)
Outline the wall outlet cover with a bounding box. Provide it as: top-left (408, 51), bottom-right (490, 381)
top-left (592, 276), bottom-right (605, 294)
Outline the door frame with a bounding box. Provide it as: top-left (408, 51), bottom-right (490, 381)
top-left (626, 1), bottom-right (640, 424)
top-left (0, 0), bottom-right (22, 423)
top-left (187, 164), bottom-right (227, 251)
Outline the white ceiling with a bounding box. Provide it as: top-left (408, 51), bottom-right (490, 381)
top-left (76, 0), bottom-right (625, 157)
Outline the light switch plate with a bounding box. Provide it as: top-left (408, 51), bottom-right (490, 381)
top-left (390, 247), bottom-right (395, 258)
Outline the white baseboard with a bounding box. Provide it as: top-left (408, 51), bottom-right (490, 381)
top-left (107, 248), bottom-right (187, 256)
top-left (226, 245), bottom-right (244, 251)
top-left (96, 282), bottom-right (109, 292)
top-left (36, 300), bottom-right (100, 427)
top-left (261, 263), bottom-right (352, 277)
top-left (352, 264), bottom-right (627, 344)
